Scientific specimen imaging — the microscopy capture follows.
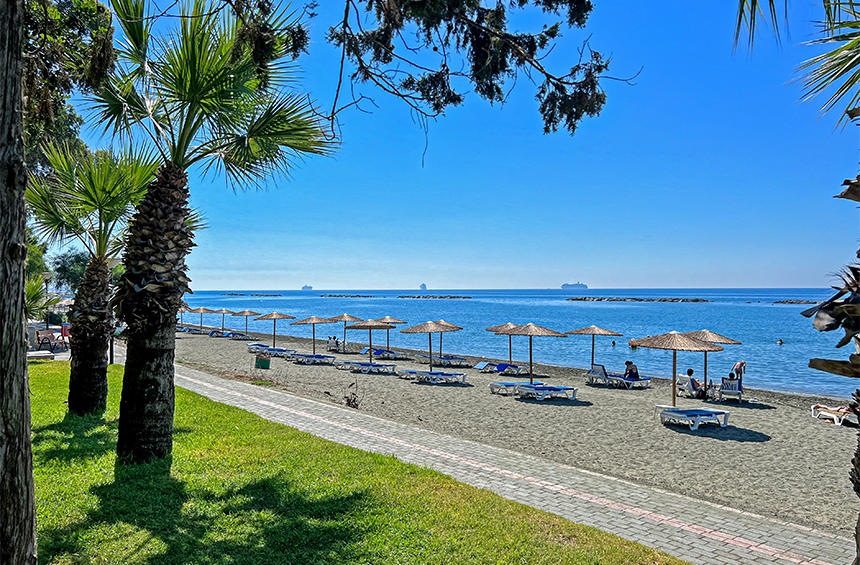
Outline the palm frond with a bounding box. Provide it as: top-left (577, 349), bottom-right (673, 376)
top-left (112, 0), bottom-right (151, 76)
top-left (193, 93), bottom-right (333, 186)
top-left (800, 10), bottom-right (860, 122)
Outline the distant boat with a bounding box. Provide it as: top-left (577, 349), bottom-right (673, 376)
top-left (301, 285), bottom-right (313, 291)
top-left (561, 282), bottom-right (588, 290)
top-left (419, 283), bottom-right (427, 290)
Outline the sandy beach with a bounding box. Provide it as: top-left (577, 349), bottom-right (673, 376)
top-left (172, 329), bottom-right (859, 537)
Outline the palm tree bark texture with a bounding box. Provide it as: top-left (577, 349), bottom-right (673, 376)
top-left (113, 163), bottom-right (193, 463)
top-left (68, 255), bottom-right (113, 415)
top-left (0, 0), bottom-right (37, 560)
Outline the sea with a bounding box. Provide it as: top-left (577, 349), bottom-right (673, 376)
top-left (182, 288), bottom-right (855, 398)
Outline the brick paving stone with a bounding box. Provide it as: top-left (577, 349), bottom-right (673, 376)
top-left (120, 355), bottom-right (854, 565)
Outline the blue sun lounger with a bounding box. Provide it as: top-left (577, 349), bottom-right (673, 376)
top-left (516, 384), bottom-right (577, 400)
top-left (208, 330), bottom-right (227, 337)
top-left (186, 327), bottom-right (206, 334)
top-left (488, 381), bottom-right (545, 395)
top-left (655, 405), bottom-right (730, 430)
top-left (227, 332), bottom-right (252, 340)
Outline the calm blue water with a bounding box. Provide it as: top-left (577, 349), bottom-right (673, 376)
top-left (182, 288), bottom-right (856, 398)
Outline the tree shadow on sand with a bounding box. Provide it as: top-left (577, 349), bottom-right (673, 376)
top-left (40, 460), bottom-right (370, 564)
top-left (32, 412), bottom-right (117, 463)
top-left (665, 424), bottom-right (771, 442)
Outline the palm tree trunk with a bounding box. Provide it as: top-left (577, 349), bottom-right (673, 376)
top-left (113, 162), bottom-right (192, 463)
top-left (0, 0), bottom-right (37, 559)
top-left (850, 390), bottom-right (860, 563)
top-left (68, 255), bottom-right (112, 415)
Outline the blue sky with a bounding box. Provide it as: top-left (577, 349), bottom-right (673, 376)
top-left (78, 1), bottom-right (860, 290)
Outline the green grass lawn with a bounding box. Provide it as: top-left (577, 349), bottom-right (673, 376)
top-left (30, 361), bottom-right (685, 564)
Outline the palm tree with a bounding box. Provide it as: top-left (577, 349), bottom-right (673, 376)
top-left (24, 275), bottom-right (60, 321)
top-left (91, 0), bottom-right (330, 462)
top-left (27, 143), bottom-right (159, 415)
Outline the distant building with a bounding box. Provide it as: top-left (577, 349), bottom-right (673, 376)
top-left (561, 282), bottom-right (588, 290)
top-left (301, 285), bottom-right (313, 291)
top-left (419, 283), bottom-right (427, 290)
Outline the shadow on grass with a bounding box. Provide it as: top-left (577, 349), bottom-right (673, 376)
top-left (32, 412), bottom-right (117, 463)
top-left (40, 460), bottom-right (369, 564)
top-left (665, 424), bottom-right (771, 442)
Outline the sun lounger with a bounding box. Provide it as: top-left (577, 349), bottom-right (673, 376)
top-left (516, 384), bottom-right (577, 400)
top-left (488, 381), bottom-right (544, 395)
top-left (589, 364), bottom-right (650, 389)
top-left (247, 343), bottom-right (269, 352)
top-left (718, 377), bottom-right (743, 402)
top-left (812, 404), bottom-right (858, 426)
top-left (495, 363), bottom-right (528, 376)
top-left (359, 362), bottom-right (397, 374)
top-left (265, 347), bottom-right (296, 358)
top-left (208, 330), bottom-right (227, 337)
top-left (435, 354), bottom-right (469, 367)
top-left (655, 405), bottom-right (730, 430)
top-left (186, 327), bottom-right (206, 334)
top-left (227, 332), bottom-right (252, 340)
top-left (292, 353), bottom-right (336, 365)
top-left (374, 349), bottom-right (409, 360)
top-left (406, 370), bottom-right (466, 384)
top-left (474, 361), bottom-right (498, 372)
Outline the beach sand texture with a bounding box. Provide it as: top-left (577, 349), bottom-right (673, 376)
top-left (173, 330), bottom-right (858, 537)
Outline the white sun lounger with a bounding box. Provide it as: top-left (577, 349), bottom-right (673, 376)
top-left (489, 381), bottom-right (544, 395)
top-left (516, 384), bottom-right (577, 400)
top-left (292, 353), bottom-right (335, 365)
top-left (589, 364), bottom-right (650, 389)
top-left (655, 405), bottom-right (730, 430)
top-left (811, 404), bottom-right (858, 426)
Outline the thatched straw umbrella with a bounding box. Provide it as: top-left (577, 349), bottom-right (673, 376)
top-left (178, 306), bottom-right (188, 325)
top-left (401, 320), bottom-right (462, 371)
top-left (327, 313), bottom-right (363, 348)
top-left (680, 329), bottom-right (741, 390)
top-left (565, 325), bottom-right (623, 366)
top-left (188, 307), bottom-right (215, 329)
top-left (435, 319), bottom-right (463, 357)
top-left (232, 310), bottom-right (261, 334)
top-left (486, 322), bottom-right (518, 363)
top-left (496, 323), bottom-right (566, 383)
top-left (290, 316), bottom-right (335, 354)
top-left (630, 332), bottom-right (723, 406)
top-left (346, 319), bottom-right (395, 361)
top-left (255, 312), bottom-right (296, 347)
top-left (372, 316), bottom-right (407, 350)
top-left (212, 308), bottom-right (235, 330)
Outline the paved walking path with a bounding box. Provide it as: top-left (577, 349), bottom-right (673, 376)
top-left (164, 362), bottom-right (852, 565)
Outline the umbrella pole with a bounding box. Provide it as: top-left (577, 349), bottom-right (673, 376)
top-left (343, 321), bottom-right (347, 349)
top-left (245, 316), bottom-right (248, 334)
top-left (439, 332), bottom-right (443, 356)
top-left (704, 352), bottom-right (708, 392)
top-left (222, 313), bottom-right (225, 330)
top-left (199, 313), bottom-right (203, 329)
top-left (312, 324), bottom-right (316, 355)
top-left (672, 350), bottom-right (677, 407)
top-left (272, 320), bottom-right (277, 347)
top-left (508, 335), bottom-right (512, 363)
top-left (529, 336), bottom-right (534, 384)
top-left (387, 328), bottom-right (390, 350)
top-left (428, 333), bottom-right (433, 372)
top-left (591, 335), bottom-right (595, 366)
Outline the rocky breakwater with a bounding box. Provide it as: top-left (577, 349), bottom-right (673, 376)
top-left (773, 300), bottom-right (820, 305)
top-left (566, 296), bottom-right (710, 303)
top-left (398, 295), bottom-right (472, 299)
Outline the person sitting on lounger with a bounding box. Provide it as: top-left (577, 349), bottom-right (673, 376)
top-left (687, 368), bottom-right (706, 399)
top-left (624, 361), bottom-right (639, 379)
